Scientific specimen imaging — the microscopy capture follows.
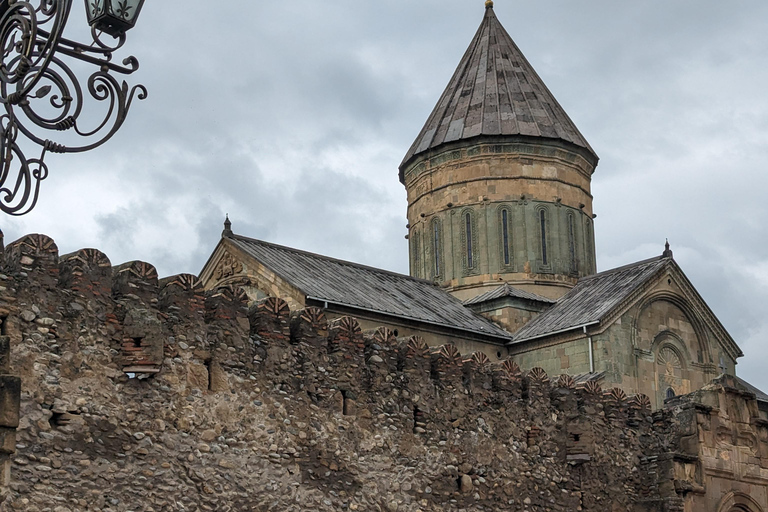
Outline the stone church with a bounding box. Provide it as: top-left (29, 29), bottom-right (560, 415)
top-left (3, 3), bottom-right (768, 511)
top-left (199, 1), bottom-right (752, 411)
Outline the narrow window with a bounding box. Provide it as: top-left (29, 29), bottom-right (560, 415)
top-left (341, 390), bottom-right (350, 415)
top-left (465, 212), bottom-right (474, 269)
top-left (585, 219), bottom-right (593, 269)
top-left (412, 230), bottom-right (421, 277)
top-left (539, 209), bottom-right (548, 266)
top-left (501, 209), bottom-right (510, 266)
top-left (568, 213), bottom-right (577, 273)
top-left (205, 359), bottom-right (213, 391)
top-left (666, 388), bottom-right (676, 400)
top-left (432, 220), bottom-right (441, 278)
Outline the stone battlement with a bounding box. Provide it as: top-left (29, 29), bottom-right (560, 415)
top-left (0, 233), bottom-right (765, 511)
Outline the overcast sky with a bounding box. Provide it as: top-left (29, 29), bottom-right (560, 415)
top-left (2, 1), bottom-right (767, 390)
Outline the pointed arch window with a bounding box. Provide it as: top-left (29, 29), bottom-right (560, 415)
top-left (460, 209), bottom-right (478, 273)
top-left (539, 208), bottom-right (549, 266)
top-left (500, 207), bottom-right (512, 267)
top-left (431, 218), bottom-right (442, 279)
top-left (411, 229), bottom-right (421, 278)
top-left (567, 213), bottom-right (577, 274)
top-left (584, 218), bottom-right (593, 270)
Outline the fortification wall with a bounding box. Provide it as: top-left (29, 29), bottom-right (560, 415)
top-left (0, 233), bottom-right (762, 512)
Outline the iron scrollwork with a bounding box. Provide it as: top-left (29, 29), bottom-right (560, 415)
top-left (0, 0), bottom-right (146, 215)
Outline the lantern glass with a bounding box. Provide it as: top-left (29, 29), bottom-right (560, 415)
top-left (85, 0), bottom-right (145, 37)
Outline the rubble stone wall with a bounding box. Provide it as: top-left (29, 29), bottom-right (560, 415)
top-left (0, 233), bottom-right (764, 512)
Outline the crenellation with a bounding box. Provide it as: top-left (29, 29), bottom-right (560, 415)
top-left (248, 296), bottom-right (291, 343)
top-left (3, 234), bottom-right (59, 279)
top-left (0, 239), bottom-right (763, 510)
top-left (58, 248), bottom-right (112, 295)
top-left (289, 306), bottom-right (328, 347)
top-left (111, 260), bottom-right (159, 303)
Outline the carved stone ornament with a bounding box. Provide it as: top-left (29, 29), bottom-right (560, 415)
top-left (214, 252), bottom-right (243, 281)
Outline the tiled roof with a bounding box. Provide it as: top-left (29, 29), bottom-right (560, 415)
top-left (400, 5), bottom-right (597, 171)
top-left (512, 256), bottom-right (670, 344)
top-left (226, 234), bottom-right (512, 342)
top-left (463, 283), bottom-right (555, 306)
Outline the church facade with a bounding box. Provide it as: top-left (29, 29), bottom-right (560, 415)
top-left (200, 1), bottom-right (750, 412)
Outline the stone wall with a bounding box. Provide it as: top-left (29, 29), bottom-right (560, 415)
top-left (0, 233), bottom-right (764, 512)
top-left (0, 328), bottom-right (21, 504)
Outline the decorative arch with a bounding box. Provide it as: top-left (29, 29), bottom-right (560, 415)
top-left (718, 491), bottom-right (764, 512)
top-left (497, 205), bottom-right (513, 268)
top-left (535, 205), bottom-right (551, 269)
top-left (430, 217), bottom-right (444, 280)
top-left (566, 211), bottom-right (578, 275)
top-left (411, 228), bottom-right (422, 278)
top-left (632, 291), bottom-right (714, 365)
top-left (583, 217), bottom-right (594, 272)
top-left (653, 333), bottom-right (688, 400)
top-left (460, 208), bottom-right (478, 273)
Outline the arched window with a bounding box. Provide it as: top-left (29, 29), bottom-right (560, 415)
top-left (666, 388), bottom-right (676, 400)
top-left (500, 208), bottom-right (512, 266)
top-left (539, 208), bottom-right (549, 266)
top-left (411, 230), bottom-right (421, 278)
top-left (465, 211), bottom-right (474, 269)
top-left (568, 213), bottom-right (577, 274)
top-left (431, 218), bottom-right (442, 279)
top-left (584, 218), bottom-right (593, 269)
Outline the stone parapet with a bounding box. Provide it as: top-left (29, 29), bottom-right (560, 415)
top-left (0, 233), bottom-right (762, 511)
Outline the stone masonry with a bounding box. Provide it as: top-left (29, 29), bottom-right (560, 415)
top-left (0, 233), bottom-right (765, 511)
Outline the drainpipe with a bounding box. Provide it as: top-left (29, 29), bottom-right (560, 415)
top-left (584, 325), bottom-right (594, 374)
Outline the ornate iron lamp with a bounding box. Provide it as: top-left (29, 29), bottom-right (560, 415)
top-left (0, 0), bottom-right (148, 215)
top-left (85, 0), bottom-right (145, 37)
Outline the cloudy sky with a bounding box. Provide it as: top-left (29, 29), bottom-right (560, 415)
top-left (2, 0), bottom-right (767, 390)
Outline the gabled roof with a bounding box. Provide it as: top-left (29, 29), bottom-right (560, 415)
top-left (511, 255), bottom-right (743, 360)
top-left (464, 283), bottom-right (555, 306)
top-left (400, 4), bottom-right (597, 173)
top-left (512, 256), bottom-right (672, 343)
top-left (224, 234), bottom-right (512, 342)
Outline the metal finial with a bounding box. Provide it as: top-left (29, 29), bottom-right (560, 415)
top-left (222, 215), bottom-right (233, 238)
top-left (485, 0), bottom-right (494, 8)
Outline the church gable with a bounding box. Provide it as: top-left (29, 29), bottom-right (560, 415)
top-left (508, 252), bottom-right (743, 409)
top-left (601, 262), bottom-right (741, 408)
top-left (198, 239), bottom-right (307, 310)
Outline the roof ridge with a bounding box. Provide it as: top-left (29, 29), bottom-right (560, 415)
top-left (582, 255), bottom-right (666, 281)
top-left (229, 233), bottom-right (438, 286)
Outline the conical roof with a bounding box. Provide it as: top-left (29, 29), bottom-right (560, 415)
top-left (400, 5), bottom-right (597, 174)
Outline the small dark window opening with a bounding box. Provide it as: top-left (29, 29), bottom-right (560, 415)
top-left (501, 209), bottom-right (510, 265)
top-left (539, 210), bottom-right (548, 265)
top-left (496, 351), bottom-right (502, 359)
top-left (205, 359), bottom-right (213, 391)
top-left (413, 406), bottom-right (425, 433)
top-left (465, 212), bottom-right (474, 269)
top-left (0, 315), bottom-right (7, 335)
top-left (49, 411), bottom-right (79, 428)
top-left (668, 278), bottom-right (672, 285)
top-left (132, 337), bottom-right (143, 348)
top-left (571, 433), bottom-right (581, 443)
top-left (341, 390), bottom-right (350, 416)
top-left (666, 388), bottom-right (676, 400)
top-left (393, 329), bottom-right (399, 337)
